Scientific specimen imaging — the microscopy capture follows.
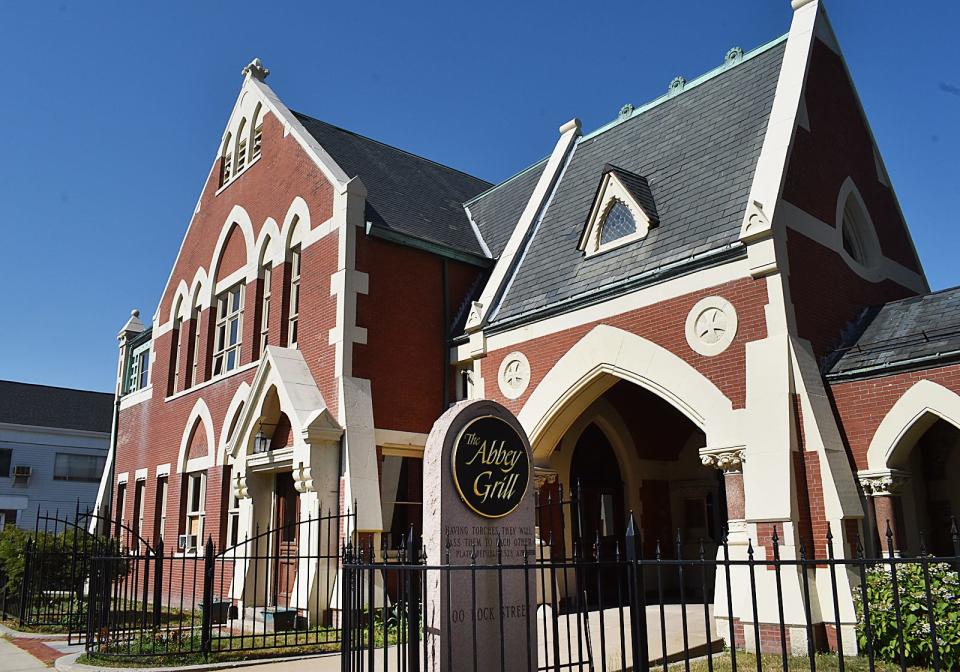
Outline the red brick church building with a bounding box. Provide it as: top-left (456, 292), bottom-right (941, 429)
top-left (97, 0), bottom-right (960, 650)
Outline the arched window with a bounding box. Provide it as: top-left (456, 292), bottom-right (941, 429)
top-left (169, 315), bottom-right (183, 395)
top-left (188, 304), bottom-right (202, 387)
top-left (251, 104), bottom-right (263, 161)
top-left (599, 200), bottom-right (637, 246)
top-left (287, 246), bottom-right (301, 347)
top-left (235, 118), bottom-right (248, 173)
top-left (220, 133), bottom-right (233, 186)
top-left (258, 262), bottom-right (272, 356)
top-left (836, 182), bottom-right (879, 270)
top-left (841, 194), bottom-right (870, 264)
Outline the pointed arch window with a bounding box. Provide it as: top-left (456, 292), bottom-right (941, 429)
top-left (220, 133), bottom-right (233, 187)
top-left (235, 119), bottom-right (248, 173)
top-left (836, 178), bottom-right (880, 272)
top-left (287, 246), bottom-right (301, 347)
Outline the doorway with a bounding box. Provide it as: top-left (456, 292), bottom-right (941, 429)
top-left (273, 471), bottom-right (299, 607)
top-left (571, 423), bottom-right (625, 604)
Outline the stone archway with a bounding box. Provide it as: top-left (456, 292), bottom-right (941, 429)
top-left (860, 380), bottom-right (960, 554)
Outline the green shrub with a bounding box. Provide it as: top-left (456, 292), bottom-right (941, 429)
top-left (856, 560), bottom-right (960, 669)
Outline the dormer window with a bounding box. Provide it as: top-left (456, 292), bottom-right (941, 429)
top-left (579, 164), bottom-right (658, 256)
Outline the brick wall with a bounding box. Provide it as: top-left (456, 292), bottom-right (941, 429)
top-left (830, 362), bottom-right (960, 471)
top-left (115, 109), bottom-right (339, 552)
top-left (353, 235), bottom-right (484, 433)
top-left (484, 276), bottom-right (768, 414)
top-left (782, 38), bottom-right (921, 362)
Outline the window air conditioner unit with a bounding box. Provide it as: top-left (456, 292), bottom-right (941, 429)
top-left (13, 465), bottom-right (31, 483)
top-left (178, 534), bottom-right (198, 551)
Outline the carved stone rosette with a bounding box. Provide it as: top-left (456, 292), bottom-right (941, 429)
top-left (699, 446), bottom-right (746, 473)
top-left (858, 469), bottom-right (910, 497)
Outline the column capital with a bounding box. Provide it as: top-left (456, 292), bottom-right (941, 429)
top-left (700, 445), bottom-right (746, 473)
top-left (858, 468), bottom-right (910, 497)
top-left (533, 468), bottom-right (559, 490)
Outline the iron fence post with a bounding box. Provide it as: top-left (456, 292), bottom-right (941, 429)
top-left (153, 539), bottom-right (164, 628)
top-left (18, 537), bottom-right (33, 627)
top-left (341, 543), bottom-right (352, 672)
top-left (406, 526), bottom-right (421, 672)
top-left (625, 514), bottom-right (650, 672)
top-left (201, 536), bottom-right (215, 659)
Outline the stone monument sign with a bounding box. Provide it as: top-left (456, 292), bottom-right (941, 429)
top-left (423, 399), bottom-right (537, 672)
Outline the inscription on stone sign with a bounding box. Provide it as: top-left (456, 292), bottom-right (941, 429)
top-left (423, 400), bottom-right (537, 672)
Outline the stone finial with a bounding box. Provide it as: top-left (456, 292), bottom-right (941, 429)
top-left (791, 0), bottom-right (816, 10)
top-left (858, 469), bottom-right (910, 497)
top-left (668, 76), bottom-right (686, 95)
top-left (118, 308), bottom-right (145, 339)
top-left (619, 103), bottom-right (635, 119)
top-left (725, 46), bottom-right (745, 66)
top-left (242, 58), bottom-right (270, 81)
top-left (700, 446), bottom-right (746, 473)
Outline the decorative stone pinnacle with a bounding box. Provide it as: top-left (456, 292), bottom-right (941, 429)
top-left (699, 446), bottom-right (746, 473)
top-left (858, 469), bottom-right (910, 497)
top-left (668, 76), bottom-right (686, 94)
top-left (242, 58), bottom-right (270, 81)
top-left (619, 103), bottom-right (635, 119)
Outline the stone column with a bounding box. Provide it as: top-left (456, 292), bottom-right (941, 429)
top-left (858, 469), bottom-right (910, 556)
top-left (701, 446), bottom-right (747, 537)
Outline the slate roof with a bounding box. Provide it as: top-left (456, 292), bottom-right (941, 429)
top-left (603, 165), bottom-right (659, 225)
top-left (293, 113), bottom-right (493, 258)
top-left (0, 380), bottom-right (113, 434)
top-left (465, 159), bottom-right (547, 258)
top-left (482, 37), bottom-right (787, 326)
top-left (825, 286), bottom-right (960, 379)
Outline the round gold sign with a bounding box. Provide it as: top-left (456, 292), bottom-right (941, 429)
top-left (451, 415), bottom-right (530, 519)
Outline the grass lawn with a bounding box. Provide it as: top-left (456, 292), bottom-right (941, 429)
top-left (677, 652), bottom-right (933, 672)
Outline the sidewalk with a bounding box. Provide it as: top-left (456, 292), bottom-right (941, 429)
top-left (0, 635), bottom-right (57, 671)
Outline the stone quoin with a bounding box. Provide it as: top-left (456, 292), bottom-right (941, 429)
top-left (96, 0), bottom-right (960, 655)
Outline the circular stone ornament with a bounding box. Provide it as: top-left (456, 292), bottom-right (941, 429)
top-left (451, 415), bottom-right (531, 519)
top-left (685, 297), bottom-right (738, 357)
top-left (497, 351), bottom-right (531, 400)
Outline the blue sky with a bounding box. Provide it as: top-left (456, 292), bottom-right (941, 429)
top-left (0, 2), bottom-right (957, 393)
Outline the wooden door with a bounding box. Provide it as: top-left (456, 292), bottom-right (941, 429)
top-left (273, 472), bottom-right (300, 607)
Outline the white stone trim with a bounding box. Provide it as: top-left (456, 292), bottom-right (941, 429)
top-left (375, 429), bottom-right (428, 452)
top-left (467, 119), bottom-right (581, 332)
top-left (116, 472), bottom-right (129, 485)
top-left (684, 296), bottom-right (738, 357)
top-left (219, 382), bottom-right (251, 466)
top-left (206, 205), bottom-right (256, 306)
top-left (866, 379), bottom-right (960, 470)
top-left (779, 201), bottom-right (926, 292)
top-left (497, 351), bottom-right (531, 400)
top-left (738, 0), bottom-right (819, 244)
top-left (455, 256), bottom-right (755, 363)
top-left (517, 324), bottom-right (740, 459)
top-left (119, 385), bottom-right (152, 410)
top-left (156, 463), bottom-right (171, 478)
top-left (177, 398), bottom-right (217, 474)
top-left (135, 468), bottom-right (148, 481)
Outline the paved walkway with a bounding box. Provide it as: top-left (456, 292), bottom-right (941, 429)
top-left (0, 635), bottom-right (58, 671)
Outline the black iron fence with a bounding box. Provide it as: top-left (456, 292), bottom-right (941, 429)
top-left (341, 519), bottom-right (960, 672)
top-left (6, 503), bottom-right (353, 661)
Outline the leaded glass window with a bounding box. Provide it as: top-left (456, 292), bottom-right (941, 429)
top-left (599, 201), bottom-right (637, 246)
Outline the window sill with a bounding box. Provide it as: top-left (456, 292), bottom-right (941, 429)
top-left (215, 154), bottom-right (262, 197)
top-left (165, 359), bottom-right (259, 403)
